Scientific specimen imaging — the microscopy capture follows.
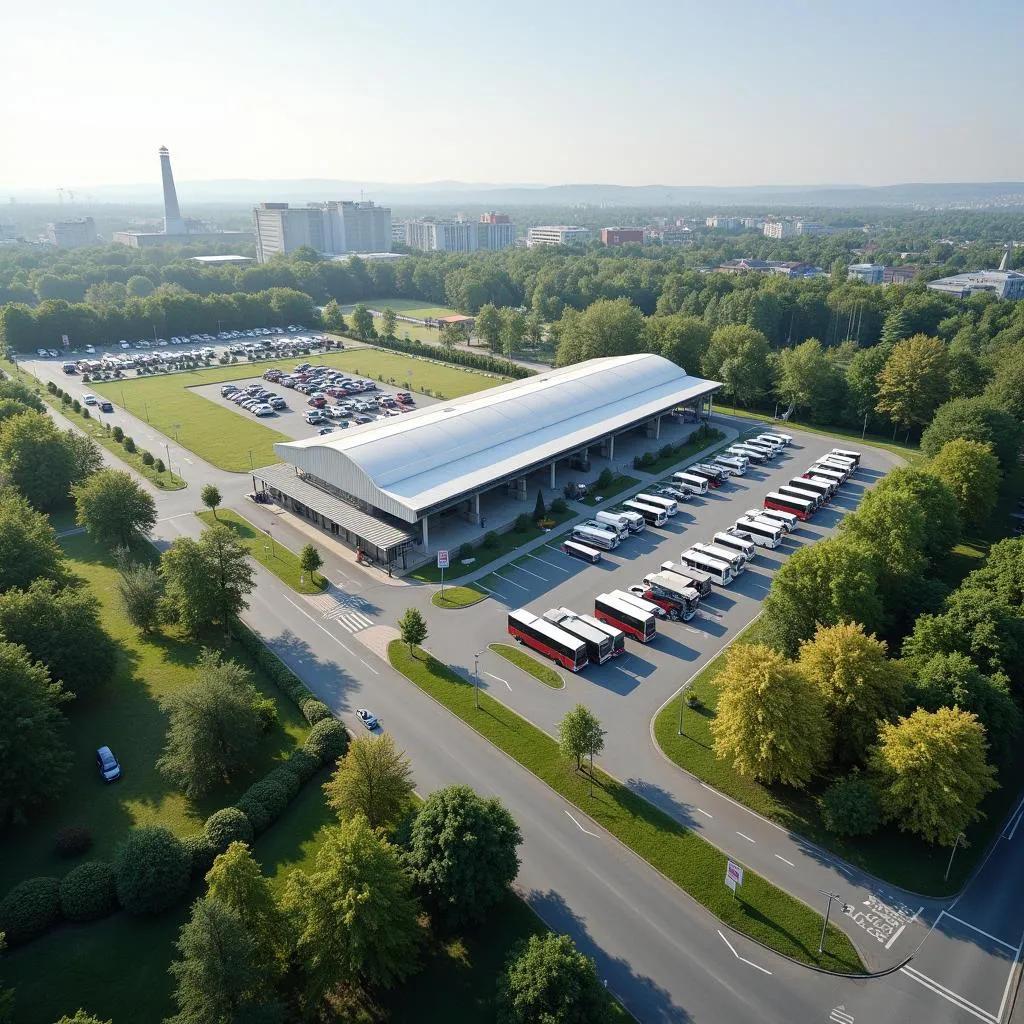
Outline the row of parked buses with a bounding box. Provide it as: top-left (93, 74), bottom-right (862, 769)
top-left (760, 447), bottom-right (861, 522)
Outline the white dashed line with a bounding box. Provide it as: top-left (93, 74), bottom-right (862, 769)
top-left (696, 808), bottom-right (713, 818)
top-left (774, 854), bottom-right (794, 867)
top-left (736, 831), bottom-right (756, 843)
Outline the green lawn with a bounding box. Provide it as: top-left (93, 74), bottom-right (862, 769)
top-left (432, 585), bottom-right (488, 609)
top-left (638, 428), bottom-right (726, 476)
top-left (651, 619), bottom-right (1021, 895)
top-left (337, 347), bottom-right (509, 399)
top-left (341, 298), bottom-right (462, 321)
top-left (579, 475), bottom-right (640, 506)
top-left (489, 642), bottom-right (564, 689)
top-left (388, 642), bottom-right (863, 972)
top-left (43, 393), bottom-right (186, 489)
top-left (196, 509), bottom-right (328, 595)
top-left (0, 532), bottom-right (311, 896)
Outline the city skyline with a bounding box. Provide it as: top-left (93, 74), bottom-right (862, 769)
top-left (2, 0), bottom-right (1023, 192)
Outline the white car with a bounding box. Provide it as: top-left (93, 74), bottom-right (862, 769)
top-left (82, 393), bottom-right (97, 405)
top-left (356, 708), bottom-right (378, 730)
top-left (252, 404), bottom-right (275, 416)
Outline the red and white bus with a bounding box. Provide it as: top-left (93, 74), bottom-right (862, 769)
top-left (764, 490), bottom-right (814, 521)
top-left (507, 609), bottom-right (588, 672)
top-left (575, 612), bottom-right (627, 657)
top-left (542, 608), bottom-right (614, 665)
top-left (594, 592), bottom-right (657, 643)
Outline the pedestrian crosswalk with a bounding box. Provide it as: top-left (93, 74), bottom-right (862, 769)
top-left (305, 589), bottom-right (375, 634)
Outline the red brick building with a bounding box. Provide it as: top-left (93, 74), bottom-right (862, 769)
top-left (601, 227), bottom-right (644, 246)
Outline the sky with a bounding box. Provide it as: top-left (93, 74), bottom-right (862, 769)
top-left (2, 0), bottom-right (1023, 192)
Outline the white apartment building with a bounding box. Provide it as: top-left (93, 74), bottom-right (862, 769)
top-left (526, 225), bottom-right (589, 247)
top-left (477, 213), bottom-right (516, 250)
top-left (392, 221), bottom-right (408, 244)
top-left (706, 216), bottom-right (740, 230)
top-left (848, 263), bottom-right (885, 285)
top-left (46, 217), bottom-right (97, 248)
top-left (763, 220), bottom-right (796, 239)
top-left (253, 201), bottom-right (391, 262)
top-left (405, 218), bottom-right (478, 252)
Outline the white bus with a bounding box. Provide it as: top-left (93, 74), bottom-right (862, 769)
top-left (714, 455), bottom-right (747, 476)
top-left (728, 443), bottom-right (766, 463)
top-left (743, 439), bottom-right (782, 458)
top-left (778, 483), bottom-right (824, 510)
top-left (659, 560), bottom-right (713, 597)
top-left (712, 531), bottom-right (756, 562)
top-left (689, 464), bottom-right (727, 487)
top-left (635, 493), bottom-right (678, 516)
top-left (574, 612), bottom-right (626, 657)
top-left (639, 572), bottom-right (701, 621)
top-left (759, 432), bottom-right (793, 447)
top-left (821, 454), bottom-right (856, 474)
top-left (807, 463), bottom-right (847, 485)
top-left (618, 509), bottom-right (647, 533)
top-left (691, 542), bottom-right (745, 575)
top-left (679, 548), bottom-right (734, 586)
top-left (732, 516), bottom-right (782, 548)
top-left (611, 588), bottom-right (667, 621)
top-left (595, 510), bottom-right (632, 538)
top-left (572, 524), bottom-right (620, 551)
top-left (748, 507), bottom-right (798, 532)
top-left (830, 447), bottom-right (862, 467)
top-left (764, 491), bottom-right (815, 520)
top-left (542, 608), bottom-right (614, 665)
top-left (793, 476), bottom-right (835, 502)
top-left (621, 499), bottom-right (668, 527)
top-left (582, 518), bottom-right (627, 541)
top-left (672, 471), bottom-right (709, 495)
top-left (734, 442), bottom-right (776, 462)
top-left (561, 539), bottom-right (603, 563)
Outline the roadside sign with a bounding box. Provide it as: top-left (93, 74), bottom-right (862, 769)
top-left (437, 549), bottom-right (449, 569)
top-left (61, 334), bottom-right (69, 347)
top-left (725, 860), bottom-right (744, 892)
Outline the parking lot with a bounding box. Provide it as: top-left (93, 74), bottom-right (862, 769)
top-left (425, 429), bottom-right (894, 764)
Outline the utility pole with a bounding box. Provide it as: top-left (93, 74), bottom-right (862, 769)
top-left (677, 688), bottom-right (687, 736)
top-left (474, 651), bottom-right (482, 709)
top-left (163, 442), bottom-right (174, 482)
top-left (861, 412), bottom-right (868, 440)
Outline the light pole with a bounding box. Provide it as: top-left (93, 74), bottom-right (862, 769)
top-left (589, 745), bottom-right (594, 799)
top-left (678, 687), bottom-right (688, 736)
top-left (474, 651), bottom-right (483, 709)
top-left (861, 411), bottom-right (868, 440)
top-left (163, 442), bottom-right (174, 482)
top-left (945, 831), bottom-right (967, 882)
top-left (248, 449), bottom-right (255, 471)
top-left (817, 889), bottom-right (850, 955)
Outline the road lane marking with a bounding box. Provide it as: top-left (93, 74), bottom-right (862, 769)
top-left (485, 671), bottom-right (512, 692)
top-left (156, 512), bottom-right (196, 522)
top-left (1001, 794), bottom-right (1024, 840)
top-left (523, 551), bottom-right (570, 573)
top-left (884, 922), bottom-right (907, 950)
top-left (830, 1008), bottom-right (854, 1024)
top-left (281, 593), bottom-right (355, 656)
top-left (564, 811), bottom-right (599, 837)
top-left (507, 562), bottom-right (547, 581)
top-left (736, 831), bottom-right (755, 843)
top-left (490, 571), bottom-right (527, 591)
top-left (699, 781), bottom-right (787, 833)
top-left (774, 854), bottom-right (794, 867)
top-left (900, 966), bottom-right (997, 1023)
top-left (717, 930), bottom-right (772, 975)
top-left (940, 911), bottom-right (1018, 951)
top-left (997, 928), bottom-right (1024, 1023)
top-left (696, 808), bottom-right (713, 818)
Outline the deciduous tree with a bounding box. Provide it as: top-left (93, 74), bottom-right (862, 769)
top-left (380, 306), bottom-right (397, 339)
top-left (710, 644), bottom-right (829, 788)
top-left (645, 313), bottom-right (711, 373)
top-left (930, 438), bottom-right (1001, 530)
top-left (0, 410), bottom-right (77, 508)
top-left (838, 485), bottom-right (928, 584)
top-left (500, 307), bottom-right (526, 358)
top-left (866, 467), bottom-right (960, 563)
top-left (350, 304), bottom-right (375, 340)
top-left (73, 468), bottom-right (157, 547)
top-left (115, 558), bottom-right (163, 632)
top-left (200, 483), bottom-right (221, 519)
top-left (555, 297), bottom-right (646, 366)
top-left (701, 324), bottom-right (773, 406)
top-left (557, 704), bottom-right (606, 771)
top-left (875, 334), bottom-right (949, 432)
top-left (920, 396), bottom-right (1022, 473)
top-left (0, 489), bottom-right (66, 591)
top-left (63, 430), bottom-right (103, 483)
top-left (869, 707), bottom-right (997, 846)
top-left (475, 303), bottom-right (502, 352)
top-left (406, 784), bottom-right (522, 926)
top-left (774, 338), bottom-right (846, 422)
top-left (397, 606), bottom-right (428, 651)
top-left (299, 543), bottom-right (323, 583)
top-left (323, 733), bottom-right (415, 831)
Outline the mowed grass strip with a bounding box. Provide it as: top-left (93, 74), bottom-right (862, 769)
top-left (488, 642), bottom-right (564, 689)
top-left (388, 641), bottom-right (863, 972)
top-left (432, 585), bottom-right (488, 609)
top-left (336, 347), bottom-right (509, 398)
top-left (196, 509), bottom-right (329, 594)
top-left (341, 297), bottom-right (462, 320)
top-left (579, 475), bottom-right (640, 506)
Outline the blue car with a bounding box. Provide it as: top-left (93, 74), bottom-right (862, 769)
top-left (96, 746), bottom-right (121, 783)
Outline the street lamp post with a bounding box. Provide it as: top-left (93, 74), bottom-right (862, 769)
top-left (678, 687), bottom-right (687, 736)
top-left (248, 449), bottom-right (255, 471)
top-left (945, 831), bottom-right (967, 882)
top-left (817, 889), bottom-right (850, 955)
top-left (163, 442), bottom-right (174, 482)
top-left (474, 651), bottom-right (482, 710)
top-left (589, 746), bottom-right (594, 799)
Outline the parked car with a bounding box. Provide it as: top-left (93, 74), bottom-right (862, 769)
top-left (96, 745), bottom-right (121, 782)
top-left (356, 708), bottom-right (378, 730)
top-left (99, 401), bottom-right (114, 413)
top-left (305, 411), bottom-right (326, 425)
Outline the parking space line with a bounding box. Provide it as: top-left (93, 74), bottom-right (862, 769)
top-left (485, 671), bottom-right (512, 692)
top-left (900, 966), bottom-right (997, 1023)
top-left (997, 929), bottom-right (1024, 1023)
top-left (507, 562), bottom-right (547, 581)
top-left (523, 551), bottom-right (570, 573)
top-left (474, 581), bottom-right (497, 595)
top-left (696, 808), bottom-right (712, 818)
top-left (940, 912), bottom-right (1018, 951)
top-left (490, 571), bottom-right (527, 591)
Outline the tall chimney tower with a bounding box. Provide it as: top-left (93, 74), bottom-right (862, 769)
top-left (158, 146), bottom-right (186, 236)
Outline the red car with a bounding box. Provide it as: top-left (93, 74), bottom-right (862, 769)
top-left (308, 396), bottom-right (326, 408)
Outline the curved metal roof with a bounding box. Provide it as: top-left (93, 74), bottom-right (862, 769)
top-left (275, 354), bottom-right (721, 523)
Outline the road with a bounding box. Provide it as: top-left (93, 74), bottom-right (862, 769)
top-left (23, 356), bottom-right (1024, 1022)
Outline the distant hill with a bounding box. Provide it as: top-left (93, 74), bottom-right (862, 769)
top-left (7, 179), bottom-right (1024, 209)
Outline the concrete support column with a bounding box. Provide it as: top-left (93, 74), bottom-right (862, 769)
top-left (473, 493), bottom-right (481, 522)
top-left (708, 394), bottom-right (714, 419)
top-left (655, 415), bottom-right (662, 440)
top-left (421, 515), bottom-right (429, 548)
top-left (550, 461), bottom-right (556, 488)
top-left (609, 435), bottom-right (615, 460)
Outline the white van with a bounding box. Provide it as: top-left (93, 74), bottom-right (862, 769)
top-left (673, 471), bottom-right (708, 495)
top-left (595, 511), bottom-right (631, 539)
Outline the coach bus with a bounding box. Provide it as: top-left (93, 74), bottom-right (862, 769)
top-left (594, 592), bottom-right (657, 643)
top-left (680, 548), bottom-right (734, 586)
top-left (672, 471), bottom-right (709, 495)
top-left (691, 541), bottom-right (745, 575)
top-left (792, 476), bottom-right (835, 502)
top-left (571, 524), bottom-right (620, 551)
top-left (659, 560), bottom-right (714, 597)
top-left (561, 539), bottom-right (603, 564)
top-left (688, 464), bottom-right (726, 487)
top-left (748, 506), bottom-right (798, 532)
top-left (541, 609), bottom-right (614, 665)
top-left (507, 608), bottom-right (588, 672)
top-left (621, 499), bottom-right (668, 527)
top-left (777, 484), bottom-right (824, 510)
top-left (712, 531), bottom-right (756, 562)
top-left (732, 516), bottom-right (783, 548)
top-left (822, 454), bottom-right (857, 475)
top-left (764, 491), bottom-right (814, 521)
top-left (575, 612), bottom-right (626, 657)
top-left (830, 447), bottom-right (862, 467)
top-left (807, 463), bottom-right (847, 485)
top-left (635, 493), bottom-right (678, 516)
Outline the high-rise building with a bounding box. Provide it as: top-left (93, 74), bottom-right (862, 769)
top-left (763, 220), bottom-right (796, 239)
top-left (526, 225), bottom-right (589, 247)
top-left (706, 216), bottom-right (740, 230)
top-left (252, 201), bottom-right (392, 262)
top-left (477, 212), bottom-right (515, 250)
top-left (600, 227), bottom-right (644, 246)
top-left (392, 221), bottom-right (408, 244)
top-left (46, 217), bottom-right (97, 248)
top-left (404, 218), bottom-right (478, 252)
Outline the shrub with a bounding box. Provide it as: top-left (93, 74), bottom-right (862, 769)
top-left (46, 381), bottom-right (57, 394)
top-left (154, 458), bottom-right (165, 473)
top-left (203, 807), bottom-right (254, 853)
top-left (301, 698), bottom-right (333, 724)
top-left (482, 530), bottom-right (499, 549)
top-left (597, 467), bottom-right (614, 488)
top-left (122, 436), bottom-right (136, 453)
top-left (72, 399), bottom-right (81, 413)
top-left (252, 696), bottom-right (278, 733)
top-left (0, 876), bottom-right (61, 945)
top-left (59, 861), bottom-right (117, 922)
top-left (640, 451), bottom-right (655, 468)
top-left (513, 513), bottom-right (532, 533)
top-left (236, 778), bottom-right (289, 836)
top-left (82, 407), bottom-right (90, 419)
top-left (181, 832), bottom-right (217, 877)
top-left (114, 826), bottom-right (190, 914)
top-left (112, 426), bottom-right (124, 442)
top-left (304, 717), bottom-right (349, 764)
top-left (141, 450), bottom-right (154, 466)
top-left (265, 765), bottom-right (301, 802)
top-left (53, 825), bottom-right (93, 859)
top-left (82, 373), bottom-right (90, 382)
top-left (660, 444), bottom-right (673, 459)
top-left (286, 748), bottom-right (320, 784)
top-left (458, 542), bottom-right (474, 560)
top-left (819, 773), bottom-right (882, 838)
top-left (550, 497), bottom-right (568, 514)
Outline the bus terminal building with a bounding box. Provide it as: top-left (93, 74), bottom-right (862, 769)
top-left (252, 353), bottom-right (722, 569)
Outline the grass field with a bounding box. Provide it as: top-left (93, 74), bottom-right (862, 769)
top-left (432, 585), bottom-right (488, 609)
top-left (340, 297), bottom-right (462, 321)
top-left (579, 474), bottom-right (640, 506)
top-left (196, 509), bottom-right (328, 595)
top-left (0, 532), bottom-right (310, 896)
top-left (388, 641), bottom-right (863, 972)
top-left (651, 619), bottom-right (1021, 895)
top-left (489, 642), bottom-right (564, 689)
top-left (90, 349), bottom-right (506, 471)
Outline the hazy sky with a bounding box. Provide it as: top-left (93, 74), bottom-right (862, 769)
top-left (3, 0), bottom-right (1022, 191)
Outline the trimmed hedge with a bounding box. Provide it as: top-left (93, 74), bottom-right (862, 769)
top-left (305, 718), bottom-right (349, 763)
top-left (203, 807), bottom-right (254, 853)
top-left (355, 336), bottom-right (533, 380)
top-left (301, 699), bottom-right (333, 725)
top-left (286, 748), bottom-right (320, 784)
top-left (0, 876), bottom-right (61, 945)
top-left (237, 778), bottom-right (290, 835)
top-left (114, 826), bottom-right (191, 915)
top-left (59, 861), bottom-right (117, 923)
top-left (181, 832), bottom-right (217, 878)
top-left (265, 765), bottom-right (301, 802)
top-left (53, 824), bottom-right (93, 859)
top-left (235, 793), bottom-right (272, 835)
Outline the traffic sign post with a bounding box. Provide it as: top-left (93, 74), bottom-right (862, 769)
top-left (725, 860), bottom-right (744, 895)
top-left (437, 549), bottom-right (449, 598)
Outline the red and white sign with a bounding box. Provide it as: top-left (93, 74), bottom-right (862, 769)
top-left (725, 860), bottom-right (744, 892)
top-left (436, 549), bottom-right (449, 569)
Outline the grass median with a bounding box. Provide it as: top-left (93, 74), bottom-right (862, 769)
top-left (387, 640), bottom-right (864, 973)
top-left (489, 642), bottom-right (564, 689)
top-left (196, 509), bottom-right (328, 595)
top-left (432, 585), bottom-right (488, 609)
top-left (579, 475), bottom-right (640, 506)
